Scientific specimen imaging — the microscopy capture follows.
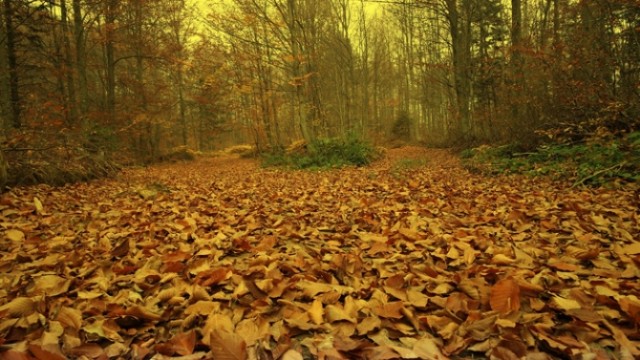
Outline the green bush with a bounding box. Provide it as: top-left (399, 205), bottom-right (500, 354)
top-left (262, 136), bottom-right (379, 169)
top-left (462, 131), bottom-right (640, 186)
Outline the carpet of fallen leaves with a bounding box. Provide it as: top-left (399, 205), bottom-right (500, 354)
top-left (1, 147), bottom-right (639, 360)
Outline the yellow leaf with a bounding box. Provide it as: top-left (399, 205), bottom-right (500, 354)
top-left (551, 295), bottom-right (581, 311)
top-left (308, 299), bottom-right (324, 325)
top-left (407, 289), bottom-right (428, 308)
top-left (356, 316), bottom-right (381, 335)
top-left (203, 313), bottom-right (234, 345)
top-left (32, 275), bottom-right (70, 296)
top-left (5, 229), bottom-right (25, 242)
top-left (412, 337), bottom-right (447, 359)
top-left (0, 297), bottom-right (35, 317)
top-left (491, 253), bottom-right (516, 265)
top-left (326, 304), bottom-right (356, 323)
top-left (34, 197), bottom-right (44, 214)
top-left (622, 242), bottom-right (640, 255)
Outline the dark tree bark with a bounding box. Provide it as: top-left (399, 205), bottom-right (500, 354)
top-left (445, 0), bottom-right (472, 140)
top-left (105, 0), bottom-right (117, 123)
top-left (60, 0), bottom-right (78, 126)
top-left (73, 0), bottom-right (89, 120)
top-left (3, 0), bottom-right (21, 128)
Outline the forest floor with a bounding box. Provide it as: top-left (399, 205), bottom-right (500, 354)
top-left (1, 146), bottom-right (639, 360)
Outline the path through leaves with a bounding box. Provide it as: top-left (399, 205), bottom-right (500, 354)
top-left (1, 147), bottom-right (639, 359)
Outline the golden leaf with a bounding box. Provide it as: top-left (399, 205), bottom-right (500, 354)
top-left (5, 229), bottom-right (25, 243)
top-left (56, 307), bottom-right (83, 330)
top-left (34, 197), bottom-right (44, 214)
top-left (308, 299), bottom-right (324, 325)
top-left (356, 316), bottom-right (381, 335)
top-left (32, 275), bottom-right (70, 296)
top-left (209, 330), bottom-right (247, 360)
top-left (0, 297), bottom-right (35, 317)
top-left (550, 296), bottom-right (581, 311)
top-left (326, 304), bottom-right (356, 323)
top-left (412, 337), bottom-right (447, 359)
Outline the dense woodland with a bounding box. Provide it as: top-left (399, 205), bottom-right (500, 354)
top-left (0, 0), bottom-right (639, 183)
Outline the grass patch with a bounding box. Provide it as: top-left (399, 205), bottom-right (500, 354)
top-left (462, 131), bottom-right (640, 187)
top-left (262, 136), bottom-right (380, 170)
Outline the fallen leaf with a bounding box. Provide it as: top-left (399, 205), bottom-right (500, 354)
top-left (157, 330), bottom-right (196, 356)
top-left (209, 330), bottom-right (247, 360)
top-left (5, 229), bottom-right (25, 242)
top-left (33, 197), bottom-right (44, 214)
top-left (308, 299), bottom-right (324, 325)
top-left (490, 278), bottom-right (521, 314)
top-left (0, 297), bottom-right (36, 317)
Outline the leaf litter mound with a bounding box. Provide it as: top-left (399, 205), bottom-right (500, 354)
top-left (0, 147), bottom-right (639, 359)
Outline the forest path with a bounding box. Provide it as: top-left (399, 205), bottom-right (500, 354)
top-left (1, 147), bottom-right (639, 359)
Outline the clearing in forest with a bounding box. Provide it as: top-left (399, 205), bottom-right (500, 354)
top-left (1, 147), bottom-right (639, 359)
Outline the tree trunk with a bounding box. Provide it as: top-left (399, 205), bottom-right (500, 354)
top-left (3, 0), bottom-right (21, 128)
top-left (445, 0), bottom-right (472, 141)
top-left (73, 0), bottom-right (89, 122)
top-left (60, 0), bottom-right (78, 126)
top-left (511, 0), bottom-right (524, 137)
top-left (105, 0), bottom-right (117, 123)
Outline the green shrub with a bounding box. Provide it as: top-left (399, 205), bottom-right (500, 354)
top-left (262, 135), bottom-right (379, 169)
top-left (462, 132), bottom-right (640, 186)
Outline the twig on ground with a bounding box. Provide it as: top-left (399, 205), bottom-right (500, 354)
top-left (572, 162), bottom-right (626, 188)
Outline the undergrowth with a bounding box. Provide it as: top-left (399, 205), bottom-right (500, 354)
top-left (262, 136), bottom-right (380, 169)
top-left (462, 131), bottom-right (640, 187)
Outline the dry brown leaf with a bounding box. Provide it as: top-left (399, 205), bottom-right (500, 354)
top-left (489, 278), bottom-right (521, 314)
top-left (373, 301), bottom-right (405, 319)
top-left (618, 295), bottom-right (640, 324)
top-left (28, 345), bottom-right (66, 360)
top-left (209, 330), bottom-right (247, 360)
top-left (158, 330), bottom-right (196, 356)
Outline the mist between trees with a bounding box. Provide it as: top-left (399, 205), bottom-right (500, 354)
top-left (0, 0), bottom-right (638, 174)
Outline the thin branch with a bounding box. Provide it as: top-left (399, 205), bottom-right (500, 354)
top-left (572, 162), bottom-right (627, 188)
